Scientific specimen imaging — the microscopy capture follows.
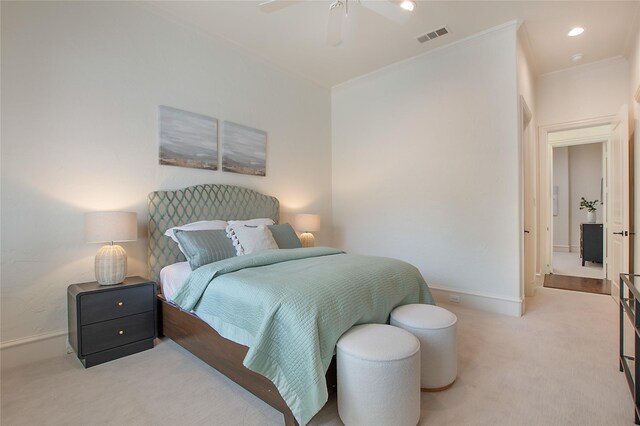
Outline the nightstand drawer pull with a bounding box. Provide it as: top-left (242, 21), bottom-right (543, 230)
top-left (118, 330), bottom-right (124, 335)
top-left (117, 301), bottom-right (124, 307)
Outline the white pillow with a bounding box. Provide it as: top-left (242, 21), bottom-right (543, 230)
top-left (226, 218), bottom-right (275, 255)
top-left (227, 218), bottom-right (275, 228)
top-left (231, 225), bottom-right (278, 255)
top-left (164, 220), bottom-right (228, 254)
top-left (165, 220), bottom-right (229, 242)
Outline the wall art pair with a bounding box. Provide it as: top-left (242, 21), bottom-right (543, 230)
top-left (158, 105), bottom-right (266, 177)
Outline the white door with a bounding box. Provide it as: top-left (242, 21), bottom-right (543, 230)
top-left (635, 118), bottom-right (639, 275)
top-left (609, 104), bottom-right (630, 296)
top-left (523, 103), bottom-right (536, 297)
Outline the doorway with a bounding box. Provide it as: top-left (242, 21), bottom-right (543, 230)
top-left (545, 125), bottom-right (611, 295)
top-left (535, 106), bottom-right (632, 301)
top-left (551, 141), bottom-right (605, 278)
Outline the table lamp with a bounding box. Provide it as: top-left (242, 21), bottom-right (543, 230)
top-left (85, 211), bottom-right (137, 285)
top-left (295, 213), bottom-right (320, 248)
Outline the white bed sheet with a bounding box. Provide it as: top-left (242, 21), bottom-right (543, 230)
top-left (160, 261), bottom-right (191, 301)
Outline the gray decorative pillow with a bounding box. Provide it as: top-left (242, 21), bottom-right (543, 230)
top-left (174, 229), bottom-right (236, 270)
top-left (268, 223), bottom-right (302, 249)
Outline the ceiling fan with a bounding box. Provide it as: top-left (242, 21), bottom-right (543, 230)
top-left (258, 0), bottom-right (417, 46)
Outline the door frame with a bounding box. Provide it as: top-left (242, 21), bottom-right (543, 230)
top-left (520, 96), bottom-right (535, 301)
top-left (538, 115), bottom-right (615, 284)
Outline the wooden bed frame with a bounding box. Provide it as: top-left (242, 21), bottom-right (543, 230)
top-left (148, 184), bottom-right (336, 426)
top-left (157, 295), bottom-right (336, 426)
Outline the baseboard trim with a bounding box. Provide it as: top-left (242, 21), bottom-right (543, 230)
top-left (553, 245), bottom-right (570, 253)
top-left (535, 273), bottom-right (544, 286)
top-left (610, 279), bottom-right (620, 302)
top-left (0, 330), bottom-right (66, 349)
top-left (429, 286), bottom-right (523, 317)
top-left (1, 330), bottom-right (68, 371)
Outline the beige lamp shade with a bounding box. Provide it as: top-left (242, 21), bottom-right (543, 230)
top-left (85, 211), bottom-right (137, 285)
top-left (85, 211), bottom-right (137, 243)
top-left (295, 214), bottom-right (320, 233)
top-left (295, 214), bottom-right (320, 248)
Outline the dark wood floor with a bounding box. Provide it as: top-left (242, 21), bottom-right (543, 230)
top-left (544, 274), bottom-right (611, 295)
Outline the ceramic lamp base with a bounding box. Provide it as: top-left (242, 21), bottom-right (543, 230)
top-left (95, 244), bottom-right (127, 285)
top-left (300, 232), bottom-right (315, 248)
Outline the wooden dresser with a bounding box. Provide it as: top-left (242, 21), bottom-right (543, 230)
top-left (580, 223), bottom-right (603, 266)
top-left (67, 276), bottom-right (156, 367)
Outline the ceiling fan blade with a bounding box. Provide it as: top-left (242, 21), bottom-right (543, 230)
top-left (327, 2), bottom-right (345, 46)
top-left (359, 0), bottom-right (411, 25)
top-left (259, 0), bottom-right (299, 14)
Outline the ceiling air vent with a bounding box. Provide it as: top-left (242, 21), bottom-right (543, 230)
top-left (417, 26), bottom-right (449, 43)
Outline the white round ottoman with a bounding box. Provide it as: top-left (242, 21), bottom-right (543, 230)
top-left (337, 324), bottom-right (421, 426)
top-left (390, 304), bottom-right (457, 391)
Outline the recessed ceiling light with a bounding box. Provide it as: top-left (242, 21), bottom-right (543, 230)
top-left (571, 53), bottom-right (584, 62)
top-left (400, 0), bottom-right (416, 11)
top-left (568, 27), bottom-right (585, 37)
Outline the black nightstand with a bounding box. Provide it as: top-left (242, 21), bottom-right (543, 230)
top-left (580, 223), bottom-right (603, 266)
top-left (67, 276), bottom-right (156, 367)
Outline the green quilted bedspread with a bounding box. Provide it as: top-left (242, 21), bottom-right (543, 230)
top-left (172, 247), bottom-right (433, 425)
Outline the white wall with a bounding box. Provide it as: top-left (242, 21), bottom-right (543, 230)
top-left (536, 57), bottom-right (629, 274)
top-left (629, 23), bottom-right (640, 274)
top-left (537, 57), bottom-right (630, 127)
top-left (568, 143), bottom-right (604, 250)
top-left (517, 30), bottom-right (537, 114)
top-left (1, 2), bottom-right (332, 364)
top-left (553, 147), bottom-right (570, 250)
top-left (332, 22), bottom-right (522, 315)
top-left (629, 22), bottom-right (640, 132)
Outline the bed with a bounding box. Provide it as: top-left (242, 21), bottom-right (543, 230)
top-left (148, 184), bottom-right (432, 425)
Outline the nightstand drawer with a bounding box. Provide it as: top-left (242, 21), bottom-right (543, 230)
top-left (81, 311), bottom-right (155, 356)
top-left (80, 284), bottom-right (154, 324)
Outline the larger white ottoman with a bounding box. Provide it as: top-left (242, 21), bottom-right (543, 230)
top-left (391, 304), bottom-right (457, 391)
top-left (337, 324), bottom-right (421, 426)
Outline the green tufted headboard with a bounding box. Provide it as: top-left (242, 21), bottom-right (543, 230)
top-left (147, 184), bottom-right (280, 283)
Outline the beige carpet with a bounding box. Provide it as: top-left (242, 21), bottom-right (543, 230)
top-left (1, 287), bottom-right (633, 425)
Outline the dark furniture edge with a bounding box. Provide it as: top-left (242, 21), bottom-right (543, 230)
top-left (82, 339), bottom-right (154, 368)
top-left (68, 276), bottom-right (153, 297)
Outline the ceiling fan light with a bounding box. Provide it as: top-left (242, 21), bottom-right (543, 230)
top-left (400, 0), bottom-right (416, 12)
top-left (568, 27), bottom-right (584, 37)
